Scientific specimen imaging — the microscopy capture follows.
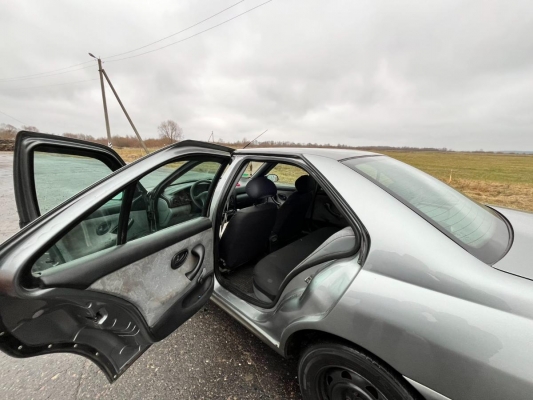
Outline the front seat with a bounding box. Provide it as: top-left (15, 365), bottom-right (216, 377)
top-left (219, 177), bottom-right (278, 270)
top-left (272, 175), bottom-right (316, 245)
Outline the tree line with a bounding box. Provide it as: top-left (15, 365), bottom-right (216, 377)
top-left (0, 120), bottom-right (184, 148)
top-left (0, 121), bottom-right (464, 153)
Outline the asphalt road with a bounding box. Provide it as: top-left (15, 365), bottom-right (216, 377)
top-left (0, 152), bottom-right (301, 400)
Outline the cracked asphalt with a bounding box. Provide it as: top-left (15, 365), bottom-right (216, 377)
top-left (0, 152), bottom-right (301, 400)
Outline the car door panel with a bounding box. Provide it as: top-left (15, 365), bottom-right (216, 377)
top-left (36, 217), bottom-right (212, 288)
top-left (0, 287), bottom-right (152, 380)
top-left (0, 135), bottom-right (233, 381)
top-left (311, 191), bottom-right (349, 227)
top-left (89, 225), bottom-right (214, 328)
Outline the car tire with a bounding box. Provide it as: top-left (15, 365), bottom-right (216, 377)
top-left (298, 341), bottom-right (419, 400)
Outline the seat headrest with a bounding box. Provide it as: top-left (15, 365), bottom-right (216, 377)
top-left (295, 175), bottom-right (316, 193)
top-left (246, 177), bottom-right (277, 200)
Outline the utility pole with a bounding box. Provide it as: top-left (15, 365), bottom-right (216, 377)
top-left (101, 70), bottom-right (149, 154)
top-left (89, 53), bottom-right (149, 154)
top-left (89, 54), bottom-right (112, 147)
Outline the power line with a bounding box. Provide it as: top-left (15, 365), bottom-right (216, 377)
top-left (105, 0), bottom-right (272, 64)
top-left (0, 109), bottom-right (26, 125)
top-left (2, 78), bottom-right (97, 90)
top-left (0, 0), bottom-right (251, 82)
top-left (0, 64), bottom-right (96, 83)
top-left (103, 0), bottom-right (246, 60)
top-left (0, 61), bottom-right (93, 82)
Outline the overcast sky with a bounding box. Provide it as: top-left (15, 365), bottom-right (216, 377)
top-left (1, 0), bottom-right (532, 150)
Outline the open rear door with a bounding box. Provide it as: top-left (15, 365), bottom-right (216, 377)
top-left (0, 134), bottom-right (233, 382)
top-left (14, 131), bottom-right (125, 228)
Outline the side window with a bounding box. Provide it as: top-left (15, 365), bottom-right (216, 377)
top-left (129, 160), bottom-right (223, 241)
top-left (32, 191), bottom-right (124, 274)
top-left (267, 163), bottom-right (308, 186)
top-left (34, 151), bottom-right (114, 215)
top-left (31, 159), bottom-right (224, 274)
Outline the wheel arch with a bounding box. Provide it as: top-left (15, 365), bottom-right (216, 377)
top-left (284, 329), bottom-right (425, 399)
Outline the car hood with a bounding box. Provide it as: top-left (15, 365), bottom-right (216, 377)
top-left (492, 206), bottom-right (533, 280)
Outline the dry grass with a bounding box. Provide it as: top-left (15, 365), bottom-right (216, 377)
top-left (115, 147), bottom-right (161, 163)
top-left (445, 179), bottom-right (533, 212)
top-left (380, 151), bottom-right (533, 212)
top-left (115, 147), bottom-right (533, 212)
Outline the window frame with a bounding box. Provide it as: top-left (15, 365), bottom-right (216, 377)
top-left (29, 154), bottom-right (229, 280)
top-left (262, 162), bottom-right (309, 187)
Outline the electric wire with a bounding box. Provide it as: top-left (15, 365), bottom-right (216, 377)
top-left (2, 79), bottom-right (97, 90)
top-left (0, 0), bottom-right (251, 82)
top-left (105, 0), bottom-right (272, 64)
top-left (103, 0), bottom-right (246, 60)
top-left (0, 61), bottom-right (94, 82)
top-left (0, 109), bottom-right (26, 125)
top-left (0, 64), bottom-right (96, 83)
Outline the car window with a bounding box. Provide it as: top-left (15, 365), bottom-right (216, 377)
top-left (32, 192), bottom-right (124, 274)
top-left (31, 159), bottom-right (225, 275)
top-left (34, 151), bottom-right (114, 215)
top-left (128, 160), bottom-right (224, 242)
top-left (268, 163), bottom-right (308, 186)
top-left (343, 156), bottom-right (511, 264)
top-left (237, 161), bottom-right (264, 186)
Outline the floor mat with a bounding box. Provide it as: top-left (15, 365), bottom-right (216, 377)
top-left (226, 262), bottom-right (255, 295)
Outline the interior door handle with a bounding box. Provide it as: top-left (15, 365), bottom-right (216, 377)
top-left (171, 249), bottom-right (189, 270)
top-left (185, 245), bottom-right (205, 280)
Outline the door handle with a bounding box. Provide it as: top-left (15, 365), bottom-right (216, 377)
top-left (185, 245), bottom-right (205, 280)
top-left (171, 250), bottom-right (189, 270)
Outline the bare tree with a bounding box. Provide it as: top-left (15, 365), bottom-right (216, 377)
top-left (0, 124), bottom-right (17, 140)
top-left (157, 120), bottom-right (183, 144)
top-left (21, 125), bottom-right (40, 132)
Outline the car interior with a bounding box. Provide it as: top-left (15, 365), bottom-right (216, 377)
top-left (217, 160), bottom-right (359, 303)
top-left (28, 149), bottom-right (359, 309)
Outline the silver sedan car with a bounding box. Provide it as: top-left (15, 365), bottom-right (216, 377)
top-left (0, 131), bottom-right (531, 400)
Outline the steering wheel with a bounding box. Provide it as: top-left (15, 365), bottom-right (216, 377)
top-left (190, 180), bottom-right (212, 209)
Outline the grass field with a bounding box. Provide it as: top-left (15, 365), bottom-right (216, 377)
top-left (114, 147), bottom-right (533, 212)
top-left (381, 151), bottom-right (533, 212)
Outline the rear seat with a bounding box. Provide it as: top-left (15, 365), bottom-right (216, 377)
top-left (253, 226), bottom-right (358, 301)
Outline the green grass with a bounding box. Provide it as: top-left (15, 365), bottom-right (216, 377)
top-left (380, 151), bottom-right (533, 185)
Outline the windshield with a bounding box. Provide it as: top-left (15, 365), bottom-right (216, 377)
top-left (139, 161), bottom-right (220, 191)
top-left (343, 156), bottom-right (511, 264)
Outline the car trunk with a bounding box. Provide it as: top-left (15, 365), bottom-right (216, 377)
top-left (492, 206), bottom-right (533, 279)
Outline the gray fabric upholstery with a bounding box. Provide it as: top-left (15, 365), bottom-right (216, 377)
top-left (220, 176), bottom-right (279, 270)
top-left (219, 202), bottom-right (277, 270)
top-left (89, 229), bottom-right (213, 327)
top-left (272, 175), bottom-right (316, 244)
top-left (253, 226), bottom-right (342, 300)
top-left (298, 226), bottom-right (358, 268)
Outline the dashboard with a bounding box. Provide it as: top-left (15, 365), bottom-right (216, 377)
top-left (156, 182), bottom-right (209, 229)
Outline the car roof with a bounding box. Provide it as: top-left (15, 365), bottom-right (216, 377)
top-left (234, 147), bottom-right (379, 161)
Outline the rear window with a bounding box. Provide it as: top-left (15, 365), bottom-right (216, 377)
top-left (342, 156), bottom-right (511, 264)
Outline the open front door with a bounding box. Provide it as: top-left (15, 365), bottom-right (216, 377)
top-left (0, 133), bottom-right (233, 382)
top-left (14, 131), bottom-right (126, 228)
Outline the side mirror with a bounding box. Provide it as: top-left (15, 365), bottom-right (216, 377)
top-left (266, 174), bottom-right (279, 182)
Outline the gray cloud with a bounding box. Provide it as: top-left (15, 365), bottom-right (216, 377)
top-left (1, 0), bottom-right (532, 150)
